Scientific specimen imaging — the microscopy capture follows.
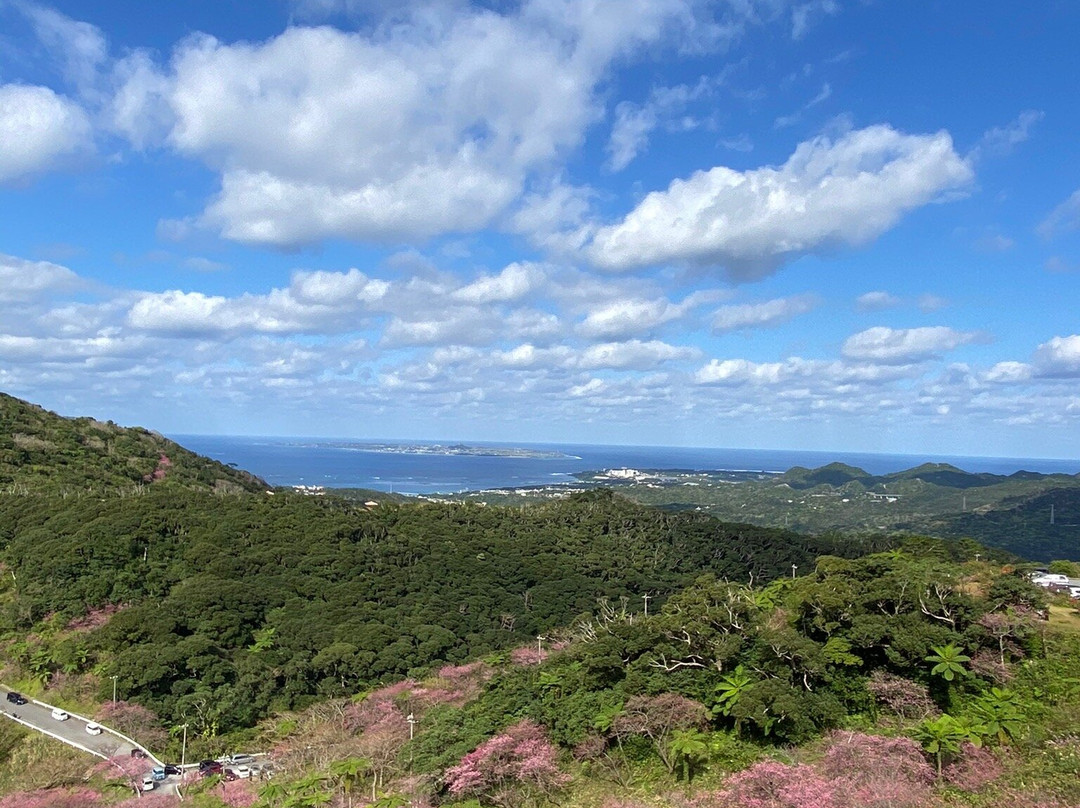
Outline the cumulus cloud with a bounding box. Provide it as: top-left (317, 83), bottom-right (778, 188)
top-left (0, 84), bottom-right (92, 183)
top-left (110, 1), bottom-right (698, 247)
top-left (127, 268), bottom-right (389, 336)
top-left (0, 254), bottom-right (84, 302)
top-left (712, 293), bottom-right (818, 331)
top-left (855, 290), bottom-right (901, 312)
top-left (693, 355), bottom-right (916, 386)
top-left (1034, 335), bottom-right (1080, 378)
top-left (984, 360), bottom-right (1032, 384)
top-left (576, 291), bottom-right (721, 340)
top-left (578, 340), bottom-right (698, 370)
top-left (841, 326), bottom-right (980, 364)
top-left (585, 125), bottom-right (973, 278)
top-left (451, 263), bottom-right (545, 304)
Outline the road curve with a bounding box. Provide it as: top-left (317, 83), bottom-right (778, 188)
top-left (0, 685), bottom-right (183, 797)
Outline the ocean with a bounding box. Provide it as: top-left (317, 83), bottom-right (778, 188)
top-left (170, 435), bottom-right (1080, 496)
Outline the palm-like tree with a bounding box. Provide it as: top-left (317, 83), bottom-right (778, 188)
top-left (329, 757), bottom-right (371, 808)
top-left (915, 714), bottom-right (977, 778)
top-left (926, 643), bottom-right (970, 681)
top-left (668, 728), bottom-right (710, 781)
top-left (712, 665), bottom-right (754, 736)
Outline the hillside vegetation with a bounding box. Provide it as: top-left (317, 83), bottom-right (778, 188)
top-left (1, 392), bottom-right (1078, 808)
top-left (542, 461), bottom-right (1080, 560)
top-left (0, 393), bottom-right (267, 494)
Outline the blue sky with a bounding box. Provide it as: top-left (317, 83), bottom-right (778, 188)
top-left (2, 0), bottom-right (1079, 459)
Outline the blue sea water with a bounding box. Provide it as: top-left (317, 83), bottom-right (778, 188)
top-left (171, 435), bottom-right (1080, 496)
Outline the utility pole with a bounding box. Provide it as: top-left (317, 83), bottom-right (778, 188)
top-left (110, 675), bottom-right (118, 703)
top-left (407, 713), bottom-right (417, 741)
top-left (180, 724), bottom-right (188, 780)
top-left (642, 593), bottom-right (651, 617)
top-left (536, 635), bottom-right (544, 655)
top-left (792, 564), bottom-right (798, 579)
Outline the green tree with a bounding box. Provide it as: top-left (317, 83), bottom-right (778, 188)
top-left (915, 714), bottom-right (980, 778)
top-left (668, 728), bottom-right (710, 781)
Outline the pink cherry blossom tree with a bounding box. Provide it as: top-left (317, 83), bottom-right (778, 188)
top-left (445, 719), bottom-right (568, 808)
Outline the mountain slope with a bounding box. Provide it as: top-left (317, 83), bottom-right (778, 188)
top-left (0, 392), bottom-right (267, 494)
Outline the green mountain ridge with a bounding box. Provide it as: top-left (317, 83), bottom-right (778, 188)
top-left (0, 392), bottom-right (268, 494)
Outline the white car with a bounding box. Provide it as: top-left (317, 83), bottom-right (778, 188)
top-left (51, 708), bottom-right (70, 721)
top-left (85, 722), bottom-right (102, 735)
top-left (141, 774), bottom-right (156, 791)
top-left (233, 764), bottom-right (252, 779)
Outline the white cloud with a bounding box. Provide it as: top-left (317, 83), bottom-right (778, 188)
top-left (606, 78), bottom-right (716, 171)
top-left (711, 293), bottom-right (818, 331)
top-left (0, 84), bottom-right (92, 183)
top-left (970, 109), bottom-right (1043, 162)
top-left (0, 254), bottom-right (83, 302)
top-left (841, 326), bottom-right (980, 364)
top-left (111, 1), bottom-right (698, 247)
top-left (917, 293), bottom-right (948, 313)
top-left (693, 355), bottom-right (916, 387)
top-left (576, 292), bottom-right (718, 340)
top-left (578, 340), bottom-right (698, 370)
top-left (451, 263), bottom-right (545, 304)
top-left (791, 0), bottom-right (838, 40)
top-left (1038, 190), bottom-right (1080, 239)
top-left (984, 361), bottom-right (1032, 384)
top-left (585, 125), bottom-right (973, 278)
top-left (855, 290), bottom-right (901, 312)
top-left (22, 4), bottom-right (108, 96)
top-left (126, 267), bottom-right (389, 336)
top-left (1034, 335), bottom-right (1080, 378)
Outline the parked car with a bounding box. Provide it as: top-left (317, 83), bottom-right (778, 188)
top-left (85, 722), bottom-right (102, 735)
top-left (233, 764), bottom-right (252, 779)
top-left (164, 764), bottom-right (182, 776)
top-left (131, 749), bottom-right (148, 759)
top-left (141, 774), bottom-right (156, 791)
top-left (152, 766), bottom-right (166, 781)
top-left (229, 754), bottom-right (255, 766)
top-left (5, 692), bottom-right (27, 705)
top-left (199, 760), bottom-right (223, 777)
top-left (50, 708), bottom-right (70, 721)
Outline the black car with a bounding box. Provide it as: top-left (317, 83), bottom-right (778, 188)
top-left (164, 764), bottom-right (182, 776)
top-left (5, 692), bottom-right (27, 705)
top-left (199, 760), bottom-right (224, 776)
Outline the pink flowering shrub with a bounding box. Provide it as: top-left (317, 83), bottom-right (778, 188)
top-left (0, 788), bottom-right (102, 808)
top-left (685, 731), bottom-right (934, 808)
top-left (510, 645), bottom-right (549, 666)
top-left (445, 719), bottom-right (568, 807)
top-left (695, 760), bottom-right (837, 808)
top-left (866, 672), bottom-right (937, 720)
top-left (942, 742), bottom-right (1003, 792)
top-left (820, 730), bottom-right (934, 807)
top-left (95, 700), bottom-right (168, 749)
top-left (214, 778), bottom-right (259, 807)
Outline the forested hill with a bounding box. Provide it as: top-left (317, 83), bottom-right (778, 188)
top-left (0, 486), bottom-right (894, 730)
top-left (0, 392), bottom-right (267, 494)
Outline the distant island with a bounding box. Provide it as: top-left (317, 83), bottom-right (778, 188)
top-left (298, 441), bottom-right (577, 459)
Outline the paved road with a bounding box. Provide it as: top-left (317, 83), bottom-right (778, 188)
top-left (0, 685), bottom-right (184, 797)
